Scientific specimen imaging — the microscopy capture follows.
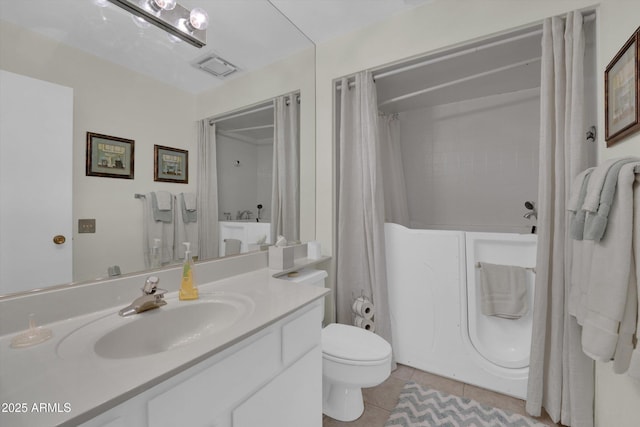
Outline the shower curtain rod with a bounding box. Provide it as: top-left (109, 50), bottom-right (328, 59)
top-left (378, 56), bottom-right (541, 108)
top-left (223, 124), bottom-right (274, 133)
top-left (208, 95), bottom-right (300, 125)
top-left (335, 12), bottom-right (595, 91)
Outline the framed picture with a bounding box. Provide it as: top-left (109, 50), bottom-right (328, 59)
top-left (605, 26), bottom-right (640, 146)
top-left (86, 132), bottom-right (134, 179)
top-left (154, 145), bottom-right (188, 183)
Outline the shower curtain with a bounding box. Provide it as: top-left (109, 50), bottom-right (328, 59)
top-left (270, 94), bottom-right (300, 243)
top-left (336, 71), bottom-right (393, 351)
top-left (526, 12), bottom-right (594, 426)
top-left (196, 120), bottom-right (219, 260)
top-left (379, 114), bottom-right (410, 226)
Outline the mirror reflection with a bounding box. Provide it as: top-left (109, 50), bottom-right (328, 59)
top-left (0, 0), bottom-right (315, 296)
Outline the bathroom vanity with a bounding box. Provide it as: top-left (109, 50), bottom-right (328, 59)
top-left (0, 252), bottom-right (329, 427)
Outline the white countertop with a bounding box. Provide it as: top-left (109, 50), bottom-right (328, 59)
top-left (0, 268), bottom-right (329, 427)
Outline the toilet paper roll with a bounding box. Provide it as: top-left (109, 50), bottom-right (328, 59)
top-left (354, 315), bottom-right (375, 332)
top-left (352, 296), bottom-right (374, 320)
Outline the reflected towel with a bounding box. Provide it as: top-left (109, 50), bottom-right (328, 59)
top-left (183, 192), bottom-right (197, 211)
top-left (180, 193), bottom-right (197, 223)
top-left (151, 191), bottom-right (173, 223)
top-left (224, 238), bottom-right (242, 256)
top-left (478, 262), bottom-right (528, 319)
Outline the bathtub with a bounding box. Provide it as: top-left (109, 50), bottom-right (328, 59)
top-left (385, 223), bottom-right (536, 399)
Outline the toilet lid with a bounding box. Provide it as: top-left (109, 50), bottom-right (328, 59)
top-left (322, 324), bottom-right (391, 362)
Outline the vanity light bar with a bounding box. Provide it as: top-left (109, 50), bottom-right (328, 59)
top-left (107, 0), bottom-right (207, 48)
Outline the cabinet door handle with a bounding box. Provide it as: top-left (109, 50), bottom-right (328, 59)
top-left (53, 235), bottom-right (66, 245)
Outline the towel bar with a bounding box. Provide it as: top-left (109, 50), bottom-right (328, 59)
top-left (475, 262), bottom-right (536, 273)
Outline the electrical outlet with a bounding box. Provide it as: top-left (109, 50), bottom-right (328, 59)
top-left (78, 219), bottom-right (96, 233)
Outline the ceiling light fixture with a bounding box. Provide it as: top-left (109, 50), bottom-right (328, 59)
top-left (106, 0), bottom-right (208, 48)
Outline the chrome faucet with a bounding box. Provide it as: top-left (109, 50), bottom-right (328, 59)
top-left (523, 201), bottom-right (537, 220)
top-left (119, 276), bottom-right (167, 317)
top-left (236, 210), bottom-right (252, 220)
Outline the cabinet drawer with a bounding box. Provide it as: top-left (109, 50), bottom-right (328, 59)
top-left (147, 331), bottom-right (279, 427)
top-left (281, 303), bottom-right (322, 366)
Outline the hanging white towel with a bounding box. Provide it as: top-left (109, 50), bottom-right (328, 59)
top-left (183, 192), bottom-right (197, 211)
top-left (174, 194), bottom-right (198, 260)
top-left (142, 192), bottom-right (174, 268)
top-left (478, 262), bottom-right (528, 319)
top-left (224, 238), bottom-right (242, 256)
top-left (151, 191), bottom-right (173, 223)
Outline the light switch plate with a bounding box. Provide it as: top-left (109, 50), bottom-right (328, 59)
top-left (78, 219), bottom-right (96, 233)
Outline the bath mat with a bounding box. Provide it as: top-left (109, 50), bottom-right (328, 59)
top-left (384, 382), bottom-right (548, 427)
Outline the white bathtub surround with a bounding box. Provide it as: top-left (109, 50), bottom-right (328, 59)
top-left (336, 71), bottom-right (394, 356)
top-left (385, 224), bottom-right (536, 399)
top-left (271, 93), bottom-right (300, 243)
top-left (0, 252), bottom-right (328, 426)
top-left (196, 120), bottom-right (220, 259)
top-left (527, 12), bottom-right (596, 427)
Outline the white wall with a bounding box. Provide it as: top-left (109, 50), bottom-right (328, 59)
top-left (314, 0), bottom-right (640, 425)
top-left (399, 89), bottom-right (539, 233)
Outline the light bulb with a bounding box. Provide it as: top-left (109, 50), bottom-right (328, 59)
top-left (148, 0), bottom-right (176, 13)
top-left (189, 7), bottom-right (209, 30)
top-left (132, 15), bottom-right (150, 29)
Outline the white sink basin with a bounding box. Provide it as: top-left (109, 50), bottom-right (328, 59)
top-left (57, 293), bottom-right (254, 360)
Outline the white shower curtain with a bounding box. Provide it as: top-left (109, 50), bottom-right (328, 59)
top-left (336, 71), bottom-right (393, 351)
top-left (526, 12), bottom-right (594, 426)
top-left (379, 114), bottom-right (410, 226)
top-left (196, 120), bottom-right (219, 260)
top-left (270, 94), bottom-right (300, 243)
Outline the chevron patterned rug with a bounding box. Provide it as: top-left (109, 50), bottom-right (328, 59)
top-left (384, 382), bottom-right (549, 427)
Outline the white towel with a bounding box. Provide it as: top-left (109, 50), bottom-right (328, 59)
top-left (155, 190), bottom-right (173, 210)
top-left (142, 193), bottom-right (173, 268)
top-left (581, 163), bottom-right (636, 361)
top-left (174, 195), bottom-right (198, 260)
top-left (183, 192), bottom-right (197, 211)
top-left (582, 157), bottom-right (639, 212)
top-left (478, 262), bottom-right (528, 319)
top-left (224, 238), bottom-right (242, 256)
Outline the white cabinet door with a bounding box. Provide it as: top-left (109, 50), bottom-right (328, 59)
top-left (0, 70), bottom-right (73, 294)
top-left (232, 347), bottom-right (323, 427)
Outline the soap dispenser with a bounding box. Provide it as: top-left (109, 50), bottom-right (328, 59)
top-left (179, 242), bottom-right (199, 300)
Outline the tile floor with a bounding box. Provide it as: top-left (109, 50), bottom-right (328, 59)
top-left (322, 364), bottom-right (562, 427)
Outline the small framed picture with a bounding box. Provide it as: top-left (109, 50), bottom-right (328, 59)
top-left (86, 132), bottom-right (134, 179)
top-left (605, 26), bottom-right (640, 146)
top-left (154, 145), bottom-right (188, 183)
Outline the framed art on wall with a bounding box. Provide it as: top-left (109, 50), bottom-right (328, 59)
top-left (605, 26), bottom-right (640, 146)
top-left (86, 132), bottom-right (135, 179)
top-left (154, 145), bottom-right (188, 183)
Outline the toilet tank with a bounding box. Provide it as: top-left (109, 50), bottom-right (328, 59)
top-left (280, 269), bottom-right (329, 321)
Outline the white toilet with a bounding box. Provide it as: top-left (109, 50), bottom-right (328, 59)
top-left (282, 269), bottom-right (392, 422)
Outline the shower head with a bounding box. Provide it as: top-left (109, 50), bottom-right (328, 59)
top-left (524, 201), bottom-right (535, 210)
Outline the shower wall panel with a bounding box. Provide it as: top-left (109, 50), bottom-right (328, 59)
top-left (399, 88), bottom-right (539, 233)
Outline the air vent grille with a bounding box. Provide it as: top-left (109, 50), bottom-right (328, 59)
top-left (195, 55), bottom-right (238, 78)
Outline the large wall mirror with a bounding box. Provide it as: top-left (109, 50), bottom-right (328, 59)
top-left (0, 0), bottom-right (316, 296)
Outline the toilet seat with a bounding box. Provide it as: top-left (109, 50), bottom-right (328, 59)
top-left (322, 324), bottom-right (391, 364)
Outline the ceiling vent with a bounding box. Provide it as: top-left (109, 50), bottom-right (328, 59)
top-left (195, 55), bottom-right (239, 78)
